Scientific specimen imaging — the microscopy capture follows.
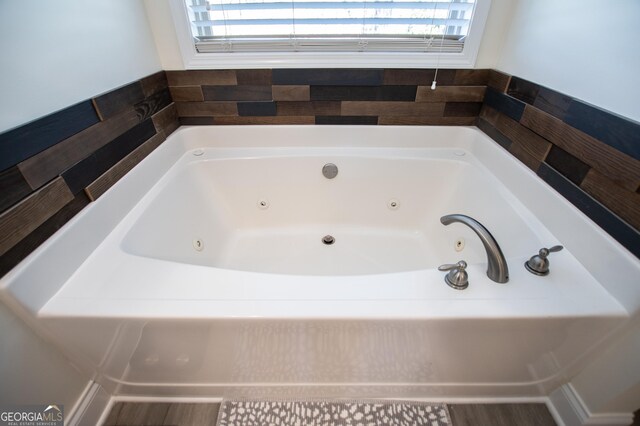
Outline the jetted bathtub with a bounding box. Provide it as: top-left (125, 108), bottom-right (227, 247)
top-left (1, 126), bottom-right (638, 401)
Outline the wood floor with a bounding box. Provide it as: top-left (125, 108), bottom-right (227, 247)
top-left (448, 404), bottom-right (556, 426)
top-left (104, 401), bottom-right (558, 425)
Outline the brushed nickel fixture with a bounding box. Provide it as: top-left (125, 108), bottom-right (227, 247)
top-left (322, 163), bottom-right (338, 179)
top-left (438, 260), bottom-right (469, 290)
top-left (440, 214), bottom-right (509, 283)
top-left (525, 245), bottom-right (564, 276)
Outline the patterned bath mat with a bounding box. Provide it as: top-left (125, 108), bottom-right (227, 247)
top-left (216, 399), bottom-right (450, 426)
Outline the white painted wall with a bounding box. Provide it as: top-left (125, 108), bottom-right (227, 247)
top-left (0, 0), bottom-right (161, 132)
top-left (496, 0), bottom-right (640, 122)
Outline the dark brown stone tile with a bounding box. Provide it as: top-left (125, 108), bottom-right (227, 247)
top-left (533, 87), bottom-right (572, 121)
top-left (383, 69), bottom-right (435, 85)
top-left (213, 116), bottom-right (315, 125)
top-left (507, 76), bottom-right (540, 104)
top-left (140, 71), bottom-right (168, 98)
top-left (342, 101), bottom-right (444, 116)
top-left (430, 69), bottom-right (457, 86)
top-left (169, 86), bottom-right (204, 102)
top-left (454, 69), bottom-right (490, 85)
top-left (18, 108), bottom-right (141, 190)
top-left (479, 104), bottom-right (501, 125)
top-left (62, 120), bottom-right (156, 194)
top-left (379, 116), bottom-right (476, 125)
top-left (480, 106), bottom-right (551, 161)
top-left (477, 117), bottom-right (512, 150)
top-left (85, 132), bottom-right (166, 201)
top-left (0, 177), bottom-right (73, 257)
top-left (0, 101), bottom-right (99, 172)
top-left (0, 192), bottom-right (89, 278)
top-left (134, 89), bottom-right (172, 121)
top-left (581, 168), bottom-right (640, 230)
top-left (443, 102), bottom-right (483, 117)
top-left (276, 101), bottom-right (341, 116)
top-left (509, 141), bottom-right (542, 172)
top-left (236, 69), bottom-right (272, 85)
top-left (538, 163), bottom-right (640, 257)
top-left (166, 70), bottom-right (236, 86)
top-left (416, 86), bottom-right (485, 103)
top-left (565, 99), bottom-right (640, 161)
top-left (316, 116), bottom-right (378, 125)
top-left (383, 69), bottom-right (456, 85)
top-left (272, 85), bottom-right (310, 101)
top-left (311, 85), bottom-right (417, 101)
top-left (179, 116), bottom-right (215, 125)
top-left (520, 105), bottom-right (640, 192)
top-left (545, 145), bottom-right (590, 185)
top-left (487, 69), bottom-right (511, 92)
top-left (484, 88), bottom-right (526, 121)
top-left (152, 103), bottom-right (179, 136)
top-left (0, 167), bottom-right (32, 213)
top-left (237, 101), bottom-right (277, 116)
top-left (175, 102), bottom-right (237, 117)
top-left (202, 85), bottom-right (272, 101)
top-left (273, 69), bottom-right (383, 85)
top-left (93, 82), bottom-right (145, 120)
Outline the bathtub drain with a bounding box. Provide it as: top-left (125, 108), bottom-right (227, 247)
top-left (322, 235), bottom-right (335, 245)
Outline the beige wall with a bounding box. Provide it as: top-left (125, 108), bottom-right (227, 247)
top-left (474, 0), bottom-right (515, 69)
top-left (145, 0), bottom-right (185, 70)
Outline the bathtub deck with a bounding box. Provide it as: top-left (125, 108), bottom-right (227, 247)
top-left (103, 401), bottom-right (558, 425)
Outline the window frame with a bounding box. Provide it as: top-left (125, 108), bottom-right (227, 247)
top-left (169, 0), bottom-right (492, 69)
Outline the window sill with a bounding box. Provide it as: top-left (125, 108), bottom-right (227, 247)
top-left (182, 51), bottom-right (479, 70)
top-left (169, 0), bottom-right (491, 70)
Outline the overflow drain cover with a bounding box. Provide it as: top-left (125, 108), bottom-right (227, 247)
top-left (322, 235), bottom-right (335, 245)
top-left (322, 163), bottom-right (338, 179)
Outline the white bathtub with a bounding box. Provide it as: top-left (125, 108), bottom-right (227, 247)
top-left (1, 126), bottom-right (638, 400)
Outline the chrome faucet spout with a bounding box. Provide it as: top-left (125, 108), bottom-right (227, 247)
top-left (440, 214), bottom-right (509, 283)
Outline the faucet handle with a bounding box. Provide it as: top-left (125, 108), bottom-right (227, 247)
top-left (438, 260), bottom-right (469, 290)
top-left (539, 245), bottom-right (563, 258)
top-left (438, 261), bottom-right (466, 272)
top-left (525, 245), bottom-right (563, 276)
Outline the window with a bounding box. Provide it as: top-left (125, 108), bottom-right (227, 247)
top-left (169, 0), bottom-right (491, 68)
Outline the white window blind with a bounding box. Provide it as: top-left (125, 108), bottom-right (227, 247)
top-left (185, 0), bottom-right (477, 53)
